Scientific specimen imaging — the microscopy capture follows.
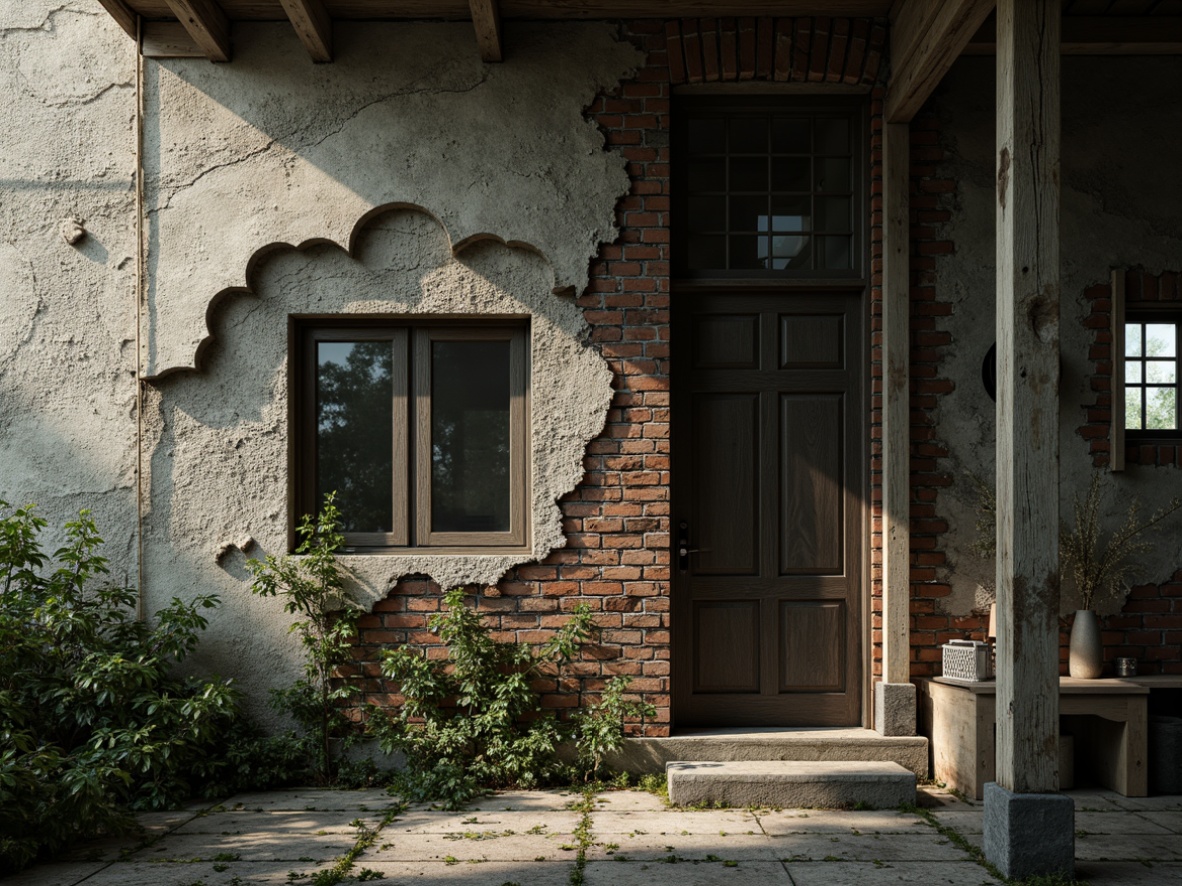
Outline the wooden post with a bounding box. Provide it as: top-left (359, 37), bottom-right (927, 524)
top-left (882, 122), bottom-right (911, 690)
top-left (994, 0), bottom-right (1061, 795)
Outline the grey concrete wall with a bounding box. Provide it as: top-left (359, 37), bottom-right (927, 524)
top-left (0, 3), bottom-right (139, 571)
top-left (929, 56), bottom-right (1182, 616)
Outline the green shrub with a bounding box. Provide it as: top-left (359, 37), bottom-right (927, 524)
top-left (247, 493), bottom-right (365, 784)
top-left (0, 502), bottom-right (241, 874)
top-left (371, 587), bottom-right (595, 807)
top-left (571, 675), bottom-right (656, 783)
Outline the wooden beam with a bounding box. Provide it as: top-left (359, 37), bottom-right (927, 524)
top-left (994, 0), bottom-right (1061, 796)
top-left (469, 0), bottom-right (503, 62)
top-left (881, 121), bottom-right (911, 691)
top-left (278, 0), bottom-right (332, 62)
top-left (97, 0), bottom-right (137, 39)
top-left (966, 16), bottom-right (1182, 55)
top-left (142, 20), bottom-right (204, 57)
top-left (886, 0), bottom-right (995, 123)
top-left (162, 0), bottom-right (231, 62)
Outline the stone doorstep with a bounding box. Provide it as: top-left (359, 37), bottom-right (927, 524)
top-left (666, 760), bottom-right (917, 809)
top-left (608, 727), bottom-right (929, 778)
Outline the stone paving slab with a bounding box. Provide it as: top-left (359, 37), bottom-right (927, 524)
top-left (1074, 809), bottom-right (1175, 835)
top-left (220, 788), bottom-right (395, 810)
top-left (453, 789), bottom-right (582, 811)
top-left (3, 861), bottom-right (109, 886)
top-left (925, 809), bottom-right (984, 834)
top-left (592, 808), bottom-right (761, 835)
top-left (1075, 861), bottom-right (1182, 884)
top-left (784, 860), bottom-right (1000, 884)
top-left (756, 808), bottom-right (929, 835)
top-left (1074, 832), bottom-right (1182, 861)
top-left (1140, 810), bottom-right (1182, 832)
top-left (59, 860), bottom-right (336, 885)
top-left (133, 828), bottom-right (356, 862)
top-left (583, 860), bottom-right (790, 884)
top-left (767, 832), bottom-right (967, 863)
top-left (176, 809), bottom-right (383, 835)
top-left (588, 831), bottom-right (778, 862)
top-left (356, 859), bottom-right (575, 883)
top-left (385, 806), bottom-right (581, 834)
top-left (366, 830), bottom-right (580, 862)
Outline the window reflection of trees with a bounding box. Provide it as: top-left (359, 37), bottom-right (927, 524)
top-left (317, 341), bottom-right (394, 533)
top-left (431, 342), bottom-right (511, 534)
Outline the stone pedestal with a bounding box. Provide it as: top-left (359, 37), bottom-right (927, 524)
top-left (983, 782), bottom-right (1074, 879)
top-left (874, 681), bottom-right (917, 737)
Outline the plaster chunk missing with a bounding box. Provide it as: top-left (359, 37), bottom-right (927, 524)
top-left (145, 208), bottom-right (614, 623)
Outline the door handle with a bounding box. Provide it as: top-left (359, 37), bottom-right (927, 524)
top-left (676, 521), bottom-right (710, 572)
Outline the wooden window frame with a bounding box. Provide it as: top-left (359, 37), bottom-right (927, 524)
top-left (292, 317), bottom-right (529, 552)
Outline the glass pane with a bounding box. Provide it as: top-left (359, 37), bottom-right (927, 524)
top-left (1126, 387), bottom-right (1143, 430)
top-left (686, 235), bottom-right (726, 270)
top-left (771, 235), bottom-right (811, 270)
top-left (729, 196), bottom-right (769, 233)
top-left (815, 157), bottom-right (851, 192)
top-left (1147, 323), bottom-right (1177, 357)
top-left (687, 117), bottom-right (726, 155)
top-left (771, 157), bottom-right (811, 192)
top-left (729, 117), bottom-right (768, 153)
top-left (1125, 324), bottom-right (1143, 357)
top-left (1146, 360), bottom-right (1176, 384)
top-left (1126, 362), bottom-right (1142, 384)
top-left (729, 156), bottom-right (769, 191)
top-left (815, 117), bottom-right (849, 153)
top-left (771, 117), bottom-right (810, 153)
top-left (770, 195), bottom-right (810, 232)
top-left (1146, 387), bottom-right (1177, 430)
top-left (688, 158), bottom-right (726, 192)
top-left (317, 341), bottom-right (394, 533)
top-left (431, 340), bottom-right (512, 534)
top-left (729, 234), bottom-right (767, 270)
top-left (687, 195), bottom-right (726, 233)
top-left (816, 196), bottom-right (851, 232)
top-left (819, 235), bottom-right (852, 270)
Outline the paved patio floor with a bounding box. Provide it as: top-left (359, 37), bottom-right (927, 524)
top-left (8, 785), bottom-right (1182, 885)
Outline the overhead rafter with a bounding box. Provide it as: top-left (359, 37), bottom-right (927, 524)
top-left (279, 0), bottom-right (333, 62)
top-left (163, 0), bottom-right (231, 62)
top-left (469, 0), bottom-right (503, 62)
top-left (966, 15), bottom-right (1182, 55)
top-left (886, 0), bottom-right (995, 123)
top-left (97, 0), bottom-right (137, 39)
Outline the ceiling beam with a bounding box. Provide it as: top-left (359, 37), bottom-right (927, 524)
top-left (886, 0), bottom-right (995, 122)
top-left (469, 0), bottom-right (503, 61)
top-left (97, 0), bottom-right (138, 39)
top-left (278, 0), bottom-right (333, 62)
top-left (162, 0), bottom-right (231, 62)
top-left (965, 16), bottom-right (1182, 55)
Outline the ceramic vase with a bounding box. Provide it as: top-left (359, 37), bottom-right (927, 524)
top-left (1069, 609), bottom-right (1104, 679)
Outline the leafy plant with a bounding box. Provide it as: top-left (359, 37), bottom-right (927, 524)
top-left (963, 469), bottom-right (997, 563)
top-left (0, 502), bottom-right (241, 874)
top-left (247, 493), bottom-right (365, 784)
top-left (371, 587), bottom-right (595, 808)
top-left (1061, 473), bottom-right (1182, 610)
top-left (571, 676), bottom-right (655, 782)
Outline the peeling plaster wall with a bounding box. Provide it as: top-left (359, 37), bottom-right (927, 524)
top-left (0, 3), bottom-right (139, 569)
top-left (137, 24), bottom-right (639, 712)
top-left (142, 21), bottom-right (643, 378)
top-left (930, 56), bottom-right (1182, 617)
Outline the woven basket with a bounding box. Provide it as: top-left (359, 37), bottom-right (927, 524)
top-left (942, 639), bottom-right (994, 682)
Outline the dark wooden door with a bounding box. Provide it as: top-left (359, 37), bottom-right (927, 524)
top-left (672, 290), bottom-right (865, 726)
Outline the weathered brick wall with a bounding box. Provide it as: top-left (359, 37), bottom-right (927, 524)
top-left (353, 17), bottom-right (894, 734)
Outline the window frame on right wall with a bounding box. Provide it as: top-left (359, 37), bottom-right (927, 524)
top-left (1112, 269), bottom-right (1182, 471)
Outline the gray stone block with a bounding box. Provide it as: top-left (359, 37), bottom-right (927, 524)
top-left (875, 681), bottom-right (918, 736)
top-left (666, 760), bottom-right (916, 809)
top-left (983, 782), bottom-right (1074, 879)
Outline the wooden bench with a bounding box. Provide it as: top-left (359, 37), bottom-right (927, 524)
top-left (917, 676), bottom-right (1149, 799)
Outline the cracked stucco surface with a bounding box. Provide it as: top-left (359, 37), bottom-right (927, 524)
top-left (142, 21), bottom-right (642, 377)
top-left (0, 2), bottom-right (139, 567)
top-left (931, 57), bottom-right (1182, 617)
top-left (144, 210), bottom-right (614, 711)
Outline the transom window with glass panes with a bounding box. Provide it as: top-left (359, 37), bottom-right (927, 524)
top-left (675, 99), bottom-right (863, 278)
top-left (1125, 314), bottom-right (1180, 435)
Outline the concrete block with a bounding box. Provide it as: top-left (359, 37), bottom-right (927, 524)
top-left (875, 681), bottom-right (917, 736)
top-left (982, 782), bottom-right (1074, 880)
top-left (666, 760), bottom-right (916, 809)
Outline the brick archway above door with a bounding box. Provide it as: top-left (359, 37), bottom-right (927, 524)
top-left (664, 17), bottom-right (887, 88)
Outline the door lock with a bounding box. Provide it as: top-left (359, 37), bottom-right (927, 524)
top-left (676, 521), bottom-right (709, 571)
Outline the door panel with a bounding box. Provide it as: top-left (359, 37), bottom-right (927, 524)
top-left (673, 291), bottom-right (865, 727)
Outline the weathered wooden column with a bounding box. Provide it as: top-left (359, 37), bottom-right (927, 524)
top-left (876, 121), bottom-right (916, 736)
top-left (985, 0), bottom-right (1072, 878)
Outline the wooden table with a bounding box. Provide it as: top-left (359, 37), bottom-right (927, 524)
top-left (917, 676), bottom-right (1149, 799)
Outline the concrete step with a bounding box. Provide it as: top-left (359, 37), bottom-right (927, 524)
top-left (609, 727), bottom-right (929, 777)
top-left (666, 760), bottom-right (916, 809)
